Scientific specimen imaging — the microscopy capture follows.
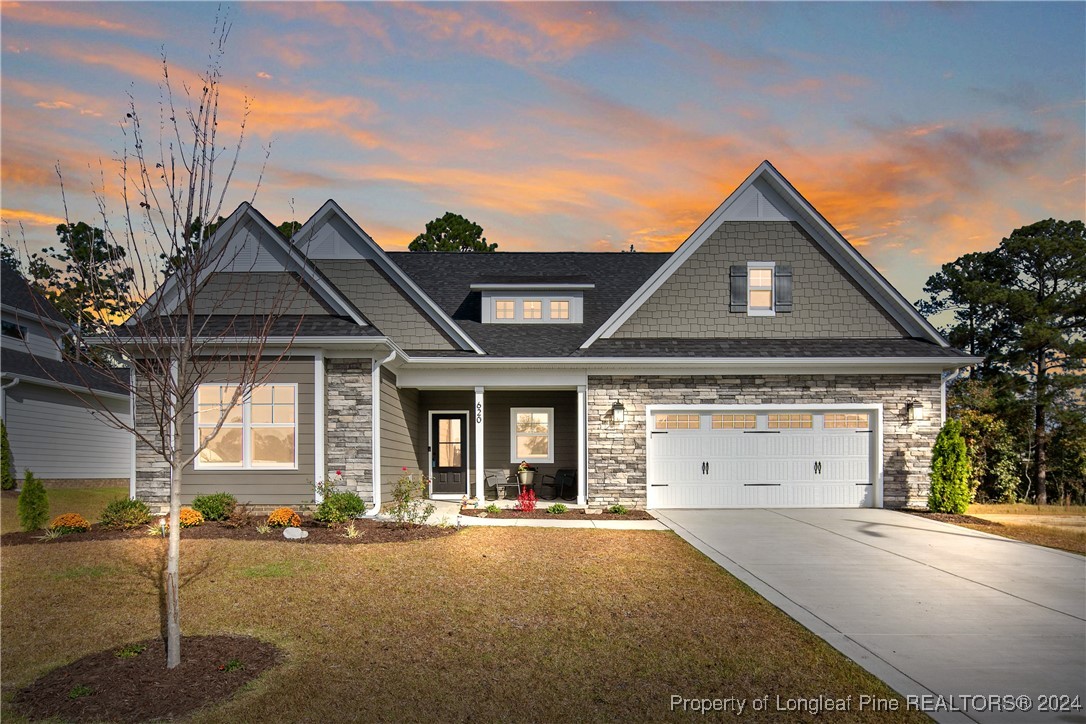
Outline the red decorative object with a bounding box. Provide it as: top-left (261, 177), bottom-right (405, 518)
top-left (515, 488), bottom-right (537, 513)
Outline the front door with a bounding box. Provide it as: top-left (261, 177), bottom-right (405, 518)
top-left (431, 413), bottom-right (468, 495)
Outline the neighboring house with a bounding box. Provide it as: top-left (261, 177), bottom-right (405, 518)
top-left (0, 262), bottom-right (132, 485)
top-left (131, 161), bottom-right (978, 511)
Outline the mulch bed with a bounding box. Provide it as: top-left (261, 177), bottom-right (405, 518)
top-left (460, 507), bottom-right (655, 520)
top-left (12, 635), bottom-right (280, 723)
top-left (904, 510), bottom-right (1003, 526)
top-left (1, 518), bottom-right (457, 547)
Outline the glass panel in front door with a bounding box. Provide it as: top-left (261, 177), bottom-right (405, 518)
top-left (438, 418), bottom-right (463, 468)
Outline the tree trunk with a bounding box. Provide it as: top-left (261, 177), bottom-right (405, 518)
top-left (166, 461), bottom-right (182, 668)
top-left (1034, 352), bottom-right (1047, 505)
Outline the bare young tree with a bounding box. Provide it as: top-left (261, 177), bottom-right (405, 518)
top-left (19, 12), bottom-right (304, 669)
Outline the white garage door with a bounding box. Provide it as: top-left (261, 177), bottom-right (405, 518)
top-left (647, 409), bottom-right (877, 508)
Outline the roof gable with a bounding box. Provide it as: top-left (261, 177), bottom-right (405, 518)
top-left (288, 201), bottom-right (483, 353)
top-left (136, 203), bottom-right (367, 327)
top-left (582, 161), bottom-right (948, 348)
top-left (0, 261), bottom-right (69, 329)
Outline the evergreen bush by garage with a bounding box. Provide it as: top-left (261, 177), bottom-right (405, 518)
top-left (928, 419), bottom-right (972, 514)
top-left (1, 421), bottom-right (15, 490)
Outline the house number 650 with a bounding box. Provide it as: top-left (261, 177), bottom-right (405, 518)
top-left (476, 403), bottom-right (483, 424)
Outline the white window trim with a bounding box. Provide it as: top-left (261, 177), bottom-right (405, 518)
top-left (510, 406), bottom-right (555, 464)
top-left (747, 261), bottom-right (776, 317)
top-left (194, 383), bottom-right (298, 470)
top-left (482, 292), bottom-right (583, 324)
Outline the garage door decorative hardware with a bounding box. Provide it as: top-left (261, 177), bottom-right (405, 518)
top-left (744, 483), bottom-right (782, 487)
top-left (813, 461), bottom-right (823, 474)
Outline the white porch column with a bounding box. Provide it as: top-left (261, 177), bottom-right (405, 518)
top-left (474, 386), bottom-right (485, 501)
top-left (577, 384), bottom-right (587, 506)
top-left (313, 350), bottom-right (325, 503)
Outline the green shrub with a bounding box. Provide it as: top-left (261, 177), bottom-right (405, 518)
top-left (388, 470), bottom-right (435, 526)
top-left (607, 504), bottom-right (629, 515)
top-left (929, 419), bottom-right (972, 514)
top-left (100, 498), bottom-right (152, 530)
top-left (0, 421), bottom-right (14, 491)
top-left (484, 503), bottom-right (501, 514)
top-left (17, 470), bottom-right (48, 531)
top-left (314, 483), bottom-right (366, 525)
top-left (191, 492), bottom-right (237, 521)
top-left (546, 503), bottom-right (568, 514)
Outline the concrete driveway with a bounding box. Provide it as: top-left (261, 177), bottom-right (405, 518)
top-left (654, 508), bottom-right (1086, 724)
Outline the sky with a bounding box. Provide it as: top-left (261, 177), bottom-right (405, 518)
top-left (1, 1), bottom-right (1083, 306)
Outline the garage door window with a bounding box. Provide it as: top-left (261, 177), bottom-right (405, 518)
top-left (711, 414), bottom-right (756, 429)
top-left (824, 413), bottom-right (869, 429)
top-left (768, 413), bottom-right (812, 429)
top-left (655, 414), bottom-right (701, 430)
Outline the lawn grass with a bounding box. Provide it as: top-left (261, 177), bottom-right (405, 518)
top-left (0, 486), bottom-right (128, 535)
top-left (1, 529), bottom-right (929, 722)
top-left (969, 503), bottom-right (1086, 516)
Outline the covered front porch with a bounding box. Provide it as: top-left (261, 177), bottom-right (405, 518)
top-left (377, 367), bottom-right (588, 507)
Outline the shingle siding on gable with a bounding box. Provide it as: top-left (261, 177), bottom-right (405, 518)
top-left (190, 272), bottom-right (331, 316)
top-left (612, 221), bottom-right (904, 339)
top-left (315, 260), bottom-right (455, 351)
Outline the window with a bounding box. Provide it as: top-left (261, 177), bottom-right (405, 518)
top-left (196, 384), bottom-right (297, 469)
top-left (748, 266), bottom-right (774, 312)
top-left (768, 413), bottom-right (812, 429)
top-left (655, 414), bottom-right (701, 430)
top-left (824, 413), bottom-right (869, 429)
top-left (1, 321), bottom-right (26, 340)
top-left (712, 414), bottom-right (756, 429)
top-left (511, 407), bottom-right (553, 463)
top-left (523, 300), bottom-right (542, 319)
top-left (549, 300), bottom-right (569, 320)
top-left (495, 299), bottom-right (515, 320)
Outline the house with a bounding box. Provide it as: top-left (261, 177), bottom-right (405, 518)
top-left (131, 161), bottom-right (978, 511)
top-left (0, 262), bottom-right (132, 486)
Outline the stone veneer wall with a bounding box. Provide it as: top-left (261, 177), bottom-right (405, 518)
top-left (324, 358), bottom-right (373, 499)
top-left (134, 375), bottom-right (170, 505)
top-left (587, 374), bottom-right (942, 509)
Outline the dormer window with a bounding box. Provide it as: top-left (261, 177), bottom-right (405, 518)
top-left (474, 276), bottom-right (594, 324)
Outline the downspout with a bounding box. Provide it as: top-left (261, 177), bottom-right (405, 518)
top-left (940, 368), bottom-right (964, 426)
top-left (0, 377), bottom-right (20, 421)
top-left (368, 348), bottom-right (398, 516)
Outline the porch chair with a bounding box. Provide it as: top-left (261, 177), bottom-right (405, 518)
top-left (483, 469), bottom-right (520, 500)
top-left (540, 469), bottom-right (577, 502)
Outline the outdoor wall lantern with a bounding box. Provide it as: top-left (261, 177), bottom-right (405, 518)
top-left (612, 401), bottom-right (626, 424)
top-left (905, 399), bottom-right (925, 423)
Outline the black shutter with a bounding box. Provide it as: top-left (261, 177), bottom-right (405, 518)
top-left (775, 264), bottom-right (793, 313)
top-left (729, 265), bottom-right (747, 313)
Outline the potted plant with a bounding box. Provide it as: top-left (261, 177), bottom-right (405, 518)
top-left (517, 461), bottom-right (536, 487)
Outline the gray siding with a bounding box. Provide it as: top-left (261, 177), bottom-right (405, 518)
top-left (5, 382), bottom-right (131, 479)
top-left (175, 359), bottom-right (317, 506)
top-left (379, 368), bottom-right (422, 504)
top-left (587, 374), bottom-right (942, 509)
top-left (1, 311), bottom-right (63, 359)
top-left (190, 272), bottom-right (331, 316)
top-left (614, 221), bottom-right (904, 338)
top-left (316, 260), bottom-right (454, 351)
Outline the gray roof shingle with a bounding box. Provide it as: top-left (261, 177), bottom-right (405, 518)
top-left (388, 252), bottom-right (669, 356)
top-left (1, 347), bottom-right (128, 394)
top-left (572, 337), bottom-right (972, 359)
top-left (1, 261), bottom-right (69, 326)
top-left (122, 315), bottom-right (381, 339)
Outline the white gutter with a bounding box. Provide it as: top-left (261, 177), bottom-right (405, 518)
top-left (129, 368), bottom-right (136, 500)
top-left (940, 367), bottom-right (966, 425)
top-left (402, 355), bottom-right (985, 369)
top-left (0, 372), bottom-right (130, 401)
top-left (0, 377), bottom-right (20, 421)
top-left (368, 349), bottom-right (398, 516)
